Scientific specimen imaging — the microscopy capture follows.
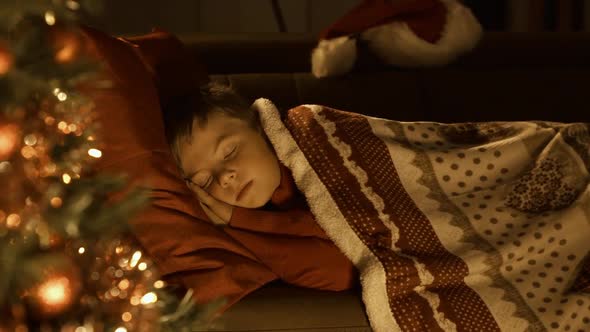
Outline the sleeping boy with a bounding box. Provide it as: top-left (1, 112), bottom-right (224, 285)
top-left (162, 81), bottom-right (357, 291)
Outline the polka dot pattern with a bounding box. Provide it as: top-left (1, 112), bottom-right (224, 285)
top-left (400, 120), bottom-right (590, 330)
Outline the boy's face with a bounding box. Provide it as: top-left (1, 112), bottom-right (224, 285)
top-left (177, 112), bottom-right (281, 209)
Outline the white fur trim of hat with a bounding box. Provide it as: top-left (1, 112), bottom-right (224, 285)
top-left (311, 35), bottom-right (357, 78)
top-left (362, 0), bottom-right (482, 67)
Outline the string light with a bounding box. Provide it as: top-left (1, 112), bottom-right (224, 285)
top-left (88, 148), bottom-right (102, 158)
top-left (65, 0), bottom-right (80, 10)
top-left (140, 292), bottom-right (157, 305)
top-left (0, 123), bottom-right (20, 159)
top-left (35, 275), bottom-right (75, 316)
top-left (6, 214), bottom-right (21, 228)
top-left (0, 161), bottom-right (10, 173)
top-left (44, 116), bottom-right (55, 126)
top-left (50, 197), bottom-right (63, 208)
top-left (0, 43), bottom-right (13, 75)
top-left (55, 38), bottom-right (77, 63)
top-left (129, 251), bottom-right (142, 268)
top-left (24, 134), bottom-right (37, 146)
top-left (130, 296), bottom-right (140, 306)
top-left (21, 146), bottom-right (36, 159)
top-left (118, 279), bottom-right (130, 290)
top-left (44, 11), bottom-right (56, 25)
top-left (121, 311), bottom-right (132, 322)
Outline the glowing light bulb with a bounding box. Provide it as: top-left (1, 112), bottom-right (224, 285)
top-left (35, 275), bottom-right (76, 316)
top-left (44, 11), bottom-right (56, 25)
top-left (129, 251), bottom-right (142, 268)
top-left (88, 148), bottom-right (102, 158)
top-left (140, 292), bottom-right (157, 305)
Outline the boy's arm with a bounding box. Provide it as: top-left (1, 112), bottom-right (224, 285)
top-left (229, 207), bottom-right (331, 241)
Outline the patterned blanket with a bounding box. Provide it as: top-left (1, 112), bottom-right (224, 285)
top-left (255, 98), bottom-right (590, 332)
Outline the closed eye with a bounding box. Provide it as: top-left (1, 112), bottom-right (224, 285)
top-left (224, 146), bottom-right (237, 160)
top-left (185, 176), bottom-right (211, 190)
top-left (201, 176), bottom-right (212, 189)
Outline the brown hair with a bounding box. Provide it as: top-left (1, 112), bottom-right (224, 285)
top-left (162, 81), bottom-right (258, 164)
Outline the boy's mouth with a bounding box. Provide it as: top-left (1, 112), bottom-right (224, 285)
top-left (236, 180), bottom-right (253, 202)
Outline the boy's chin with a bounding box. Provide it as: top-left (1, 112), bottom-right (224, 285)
top-left (233, 195), bottom-right (271, 209)
top-left (234, 201), bottom-right (266, 209)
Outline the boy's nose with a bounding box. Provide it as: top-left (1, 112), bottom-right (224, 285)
top-left (220, 171), bottom-right (236, 188)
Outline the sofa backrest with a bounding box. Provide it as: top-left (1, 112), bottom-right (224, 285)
top-left (183, 32), bottom-right (590, 123)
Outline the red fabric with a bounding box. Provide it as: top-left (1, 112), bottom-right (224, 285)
top-left (319, 0), bottom-right (447, 43)
top-left (226, 164), bottom-right (357, 290)
top-left (80, 25), bottom-right (356, 313)
top-left (122, 28), bottom-right (209, 107)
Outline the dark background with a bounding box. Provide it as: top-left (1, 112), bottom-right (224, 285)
top-left (89, 0), bottom-right (590, 37)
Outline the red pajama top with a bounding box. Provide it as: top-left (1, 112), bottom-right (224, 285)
top-left (223, 164), bottom-right (357, 290)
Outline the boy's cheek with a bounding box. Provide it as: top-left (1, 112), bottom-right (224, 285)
top-left (208, 187), bottom-right (233, 204)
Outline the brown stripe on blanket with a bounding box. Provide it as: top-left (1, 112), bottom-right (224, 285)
top-left (285, 106), bottom-right (443, 331)
top-left (319, 107), bottom-right (501, 332)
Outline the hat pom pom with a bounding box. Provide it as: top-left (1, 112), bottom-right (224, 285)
top-left (311, 36), bottom-right (357, 78)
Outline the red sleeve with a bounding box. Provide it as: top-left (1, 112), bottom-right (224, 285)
top-left (229, 206), bottom-right (331, 241)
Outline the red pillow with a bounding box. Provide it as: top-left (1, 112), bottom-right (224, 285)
top-left (120, 28), bottom-right (209, 107)
top-left (80, 26), bottom-right (277, 311)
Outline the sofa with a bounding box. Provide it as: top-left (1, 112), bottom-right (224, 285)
top-left (175, 32), bottom-right (589, 332)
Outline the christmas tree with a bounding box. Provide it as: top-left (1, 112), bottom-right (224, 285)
top-left (0, 1), bottom-right (223, 330)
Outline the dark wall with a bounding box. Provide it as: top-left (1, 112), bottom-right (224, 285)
top-left (89, 0), bottom-right (357, 36)
top-left (88, 0), bottom-right (590, 36)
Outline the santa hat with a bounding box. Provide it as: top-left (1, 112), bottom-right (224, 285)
top-left (311, 0), bottom-right (483, 78)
